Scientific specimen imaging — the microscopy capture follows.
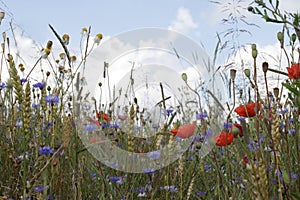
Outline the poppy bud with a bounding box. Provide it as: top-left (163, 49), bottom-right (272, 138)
top-left (292, 33), bottom-right (297, 43)
top-left (244, 69), bottom-right (250, 78)
top-left (247, 6), bottom-right (255, 13)
top-left (252, 49), bottom-right (257, 59)
top-left (277, 31), bottom-right (283, 42)
top-left (181, 73), bottom-right (187, 82)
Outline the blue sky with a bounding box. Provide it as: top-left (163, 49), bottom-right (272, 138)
top-left (1, 0), bottom-right (299, 98)
top-left (1, 0), bottom-right (288, 56)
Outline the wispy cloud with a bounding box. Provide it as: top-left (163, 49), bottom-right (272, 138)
top-left (168, 7), bottom-right (198, 33)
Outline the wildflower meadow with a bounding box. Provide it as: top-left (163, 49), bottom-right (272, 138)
top-left (0, 0), bottom-right (300, 199)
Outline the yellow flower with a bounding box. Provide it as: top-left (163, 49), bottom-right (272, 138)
top-left (62, 34), bottom-right (70, 45)
top-left (81, 27), bottom-right (88, 35)
top-left (94, 33), bottom-right (103, 44)
top-left (42, 48), bottom-right (51, 59)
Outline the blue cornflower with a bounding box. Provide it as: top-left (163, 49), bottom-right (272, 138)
top-left (83, 124), bottom-right (97, 132)
top-left (163, 109), bottom-right (175, 117)
top-left (38, 146), bottom-right (54, 155)
top-left (196, 191), bottom-right (206, 196)
top-left (247, 140), bottom-right (259, 152)
top-left (223, 122), bottom-right (232, 129)
top-left (45, 94), bottom-right (59, 104)
top-left (135, 186), bottom-right (146, 193)
top-left (0, 82), bottom-right (6, 89)
top-left (34, 185), bottom-right (49, 193)
top-left (32, 103), bottom-right (40, 109)
top-left (160, 185), bottom-right (178, 192)
top-left (142, 168), bottom-right (156, 174)
top-left (33, 82), bottom-right (45, 90)
top-left (204, 163), bottom-right (212, 170)
top-left (237, 117), bottom-right (246, 121)
top-left (147, 150), bottom-right (160, 160)
top-left (289, 129), bottom-right (296, 135)
top-left (20, 78), bottom-right (27, 84)
top-left (197, 112), bottom-right (207, 119)
top-left (290, 173), bottom-right (297, 181)
top-left (109, 176), bottom-right (120, 182)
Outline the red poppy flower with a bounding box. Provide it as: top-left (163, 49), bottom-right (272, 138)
top-left (230, 123), bottom-right (243, 138)
top-left (90, 137), bottom-right (97, 143)
top-left (89, 118), bottom-right (101, 126)
top-left (243, 155), bottom-right (249, 165)
top-left (286, 63), bottom-right (300, 79)
top-left (96, 110), bottom-right (112, 122)
top-left (176, 121), bottom-right (196, 139)
top-left (214, 131), bottom-right (234, 146)
top-left (170, 129), bottom-right (178, 136)
top-left (234, 102), bottom-right (260, 117)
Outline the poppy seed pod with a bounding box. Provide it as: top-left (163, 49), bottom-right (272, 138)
top-left (273, 88), bottom-right (279, 98)
top-left (262, 62), bottom-right (269, 73)
top-left (230, 69), bottom-right (237, 80)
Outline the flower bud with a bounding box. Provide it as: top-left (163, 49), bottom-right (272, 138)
top-left (262, 62), bottom-right (268, 73)
top-left (277, 31), bottom-right (283, 42)
top-left (46, 41), bottom-right (53, 49)
top-left (247, 6), bottom-right (255, 13)
top-left (292, 33), bottom-right (297, 43)
top-left (181, 73), bottom-right (187, 82)
top-left (273, 87), bottom-right (279, 98)
top-left (230, 69), bottom-right (237, 80)
top-left (244, 69), bottom-right (250, 78)
top-left (46, 71), bottom-right (51, 77)
top-left (252, 49), bottom-right (257, 59)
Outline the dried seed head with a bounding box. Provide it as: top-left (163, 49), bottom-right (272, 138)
top-left (62, 34), bottom-right (70, 45)
top-left (262, 62), bottom-right (268, 73)
top-left (273, 87), bottom-right (279, 98)
top-left (230, 69), bottom-right (237, 80)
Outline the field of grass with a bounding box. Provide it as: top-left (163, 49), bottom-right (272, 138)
top-left (0, 1), bottom-right (300, 199)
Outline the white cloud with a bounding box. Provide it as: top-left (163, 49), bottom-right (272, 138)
top-left (168, 7), bottom-right (198, 33)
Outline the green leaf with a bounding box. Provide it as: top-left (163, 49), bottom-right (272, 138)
top-left (282, 82), bottom-right (299, 96)
top-left (282, 170), bottom-right (290, 183)
top-left (291, 192), bottom-right (300, 200)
